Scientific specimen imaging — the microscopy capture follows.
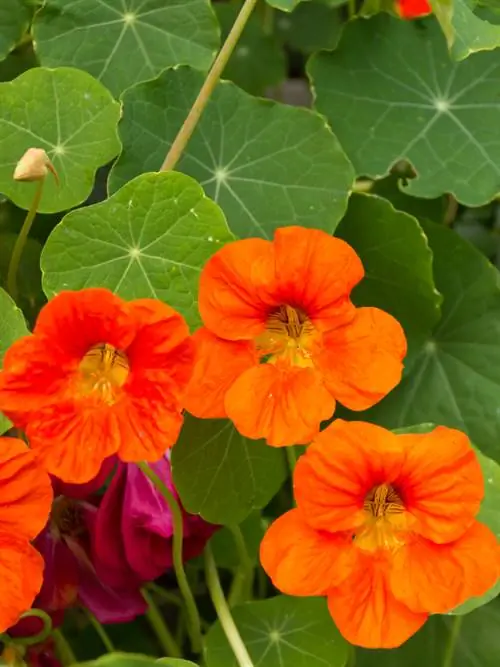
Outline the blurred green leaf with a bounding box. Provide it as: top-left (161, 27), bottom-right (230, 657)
top-left (210, 512), bottom-right (266, 568)
top-left (0, 232), bottom-right (44, 325)
top-left (0, 0), bottom-right (31, 61)
top-left (77, 654), bottom-right (199, 667)
top-left (276, 1), bottom-right (343, 52)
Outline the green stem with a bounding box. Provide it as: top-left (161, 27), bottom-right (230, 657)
top-left (347, 646), bottom-right (356, 667)
top-left (7, 179), bottom-right (44, 301)
top-left (52, 629), bottom-right (76, 666)
top-left (142, 588), bottom-right (182, 658)
top-left (228, 524), bottom-right (254, 607)
top-left (160, 0), bottom-right (260, 171)
top-left (11, 609), bottom-right (52, 646)
top-left (285, 446), bottom-right (298, 476)
top-left (147, 583), bottom-right (183, 607)
top-left (205, 546), bottom-right (255, 667)
top-left (262, 3), bottom-right (274, 35)
top-left (137, 462), bottom-right (203, 653)
top-left (348, 0), bottom-right (356, 18)
top-left (442, 615), bottom-right (463, 667)
top-left (82, 608), bottom-right (115, 653)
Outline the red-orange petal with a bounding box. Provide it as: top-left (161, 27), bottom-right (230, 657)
top-left (198, 238), bottom-right (278, 340)
top-left (273, 227), bottom-right (363, 332)
top-left (294, 420), bottom-right (405, 533)
top-left (397, 0), bottom-right (432, 18)
top-left (390, 522), bottom-right (499, 614)
top-left (327, 553), bottom-right (428, 649)
top-left (224, 363), bottom-right (335, 446)
top-left (0, 533), bottom-right (44, 633)
top-left (397, 427), bottom-right (484, 543)
top-left (0, 437), bottom-right (52, 541)
top-left (316, 307), bottom-right (407, 411)
top-left (260, 509), bottom-right (357, 596)
top-left (184, 328), bottom-right (258, 419)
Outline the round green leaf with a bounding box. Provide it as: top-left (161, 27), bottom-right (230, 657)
top-left (171, 416), bottom-right (287, 525)
top-left (109, 66), bottom-right (354, 239)
top-left (366, 220), bottom-right (500, 463)
top-left (215, 4), bottom-right (286, 95)
top-left (0, 0), bottom-right (31, 60)
top-left (40, 171), bottom-right (233, 330)
top-left (336, 193), bottom-right (442, 366)
top-left (309, 15), bottom-right (500, 206)
top-left (0, 67), bottom-right (120, 213)
top-left (33, 0), bottom-right (219, 97)
top-left (205, 596), bottom-right (349, 667)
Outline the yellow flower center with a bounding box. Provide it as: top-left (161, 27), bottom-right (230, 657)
top-left (255, 305), bottom-right (318, 367)
top-left (354, 483), bottom-right (408, 553)
top-left (78, 342), bottom-right (129, 405)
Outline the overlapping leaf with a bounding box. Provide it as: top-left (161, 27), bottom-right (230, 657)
top-left (110, 67), bottom-right (354, 239)
top-left (171, 416), bottom-right (287, 525)
top-left (309, 15), bottom-right (500, 205)
top-left (0, 67), bottom-right (120, 213)
top-left (0, 0), bottom-right (30, 60)
top-left (77, 654), bottom-right (198, 667)
top-left (33, 0), bottom-right (219, 97)
top-left (41, 171), bottom-right (233, 330)
top-left (205, 596), bottom-right (349, 667)
top-left (276, 0), bottom-right (343, 52)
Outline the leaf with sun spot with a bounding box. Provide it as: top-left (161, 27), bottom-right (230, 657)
top-left (0, 67), bottom-right (120, 213)
top-left (108, 66), bottom-right (354, 239)
top-left (40, 171), bottom-right (233, 330)
top-left (205, 596), bottom-right (349, 667)
top-left (33, 0), bottom-right (219, 97)
top-left (309, 14), bottom-right (500, 206)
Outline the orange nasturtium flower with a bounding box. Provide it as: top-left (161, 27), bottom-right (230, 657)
top-left (184, 226), bottom-right (406, 446)
top-left (0, 436), bottom-right (52, 631)
top-left (397, 0), bottom-right (432, 18)
top-left (260, 420), bottom-right (500, 648)
top-left (0, 288), bottom-right (194, 483)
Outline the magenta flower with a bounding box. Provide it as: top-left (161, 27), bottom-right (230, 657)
top-left (92, 455), bottom-right (217, 588)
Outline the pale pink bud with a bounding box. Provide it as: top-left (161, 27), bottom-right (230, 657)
top-left (13, 148), bottom-right (59, 184)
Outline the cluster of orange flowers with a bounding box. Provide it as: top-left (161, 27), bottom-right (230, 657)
top-left (0, 226), bottom-right (497, 649)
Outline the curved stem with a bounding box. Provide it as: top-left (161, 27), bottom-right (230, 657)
top-left (82, 608), bottom-right (115, 653)
top-left (160, 0), bottom-right (260, 171)
top-left (442, 615), bottom-right (463, 667)
top-left (11, 609), bottom-right (52, 646)
top-left (285, 446), bottom-right (298, 476)
top-left (7, 179), bottom-right (44, 301)
top-left (147, 583), bottom-right (183, 607)
top-left (205, 545), bottom-right (255, 667)
top-left (142, 587), bottom-right (181, 658)
top-left (228, 524), bottom-right (254, 607)
top-left (52, 628), bottom-right (76, 666)
top-left (137, 461), bottom-right (203, 653)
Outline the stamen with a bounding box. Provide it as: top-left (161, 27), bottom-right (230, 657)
top-left (355, 483), bottom-right (407, 553)
top-left (363, 483), bottom-right (405, 517)
top-left (266, 305), bottom-right (313, 340)
top-left (78, 342), bottom-right (129, 404)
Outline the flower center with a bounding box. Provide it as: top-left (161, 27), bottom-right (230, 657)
top-left (78, 342), bottom-right (129, 405)
top-left (255, 305), bottom-right (317, 367)
top-left (51, 497), bottom-right (87, 540)
top-left (354, 483), bottom-right (407, 553)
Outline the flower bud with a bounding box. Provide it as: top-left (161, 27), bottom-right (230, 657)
top-left (13, 148), bottom-right (59, 183)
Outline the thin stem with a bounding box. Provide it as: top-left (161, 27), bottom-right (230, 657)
top-left (160, 0), bottom-right (260, 171)
top-left (442, 615), bottom-right (463, 667)
top-left (12, 609), bottom-right (52, 646)
top-left (285, 446), bottom-right (298, 476)
top-left (228, 524), bottom-right (254, 607)
top-left (147, 583), bottom-right (183, 607)
top-left (82, 608), bottom-right (115, 653)
top-left (7, 179), bottom-right (44, 301)
top-left (205, 545), bottom-right (255, 667)
top-left (348, 0), bottom-right (356, 19)
top-left (137, 462), bottom-right (203, 653)
top-left (262, 3), bottom-right (274, 35)
top-left (52, 629), bottom-right (76, 666)
top-left (142, 587), bottom-right (181, 658)
top-left (347, 646), bottom-right (357, 667)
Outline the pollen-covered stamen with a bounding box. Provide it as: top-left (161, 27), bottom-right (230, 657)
top-left (255, 304), bottom-right (317, 367)
top-left (363, 483), bottom-right (405, 518)
top-left (78, 342), bottom-right (129, 404)
top-left (266, 305), bottom-right (314, 339)
top-left (355, 483), bottom-right (407, 553)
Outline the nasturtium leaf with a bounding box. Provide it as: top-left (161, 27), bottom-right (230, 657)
top-left (157, 661), bottom-right (199, 667)
top-left (171, 416), bottom-right (287, 525)
top-left (276, 1), bottom-right (343, 53)
top-left (33, 0), bottom-right (219, 97)
top-left (205, 596), bottom-right (349, 667)
top-left (365, 220), bottom-right (500, 463)
top-left (336, 194), bottom-right (442, 366)
top-left (0, 287), bottom-right (29, 433)
top-left (109, 66), bottom-right (354, 239)
top-left (210, 512), bottom-right (266, 568)
top-left (0, 0), bottom-right (31, 61)
top-left (0, 67), bottom-right (120, 213)
top-left (309, 15), bottom-right (500, 206)
top-left (215, 4), bottom-right (286, 95)
top-left (41, 171), bottom-right (232, 330)
top-left (77, 654), bottom-right (199, 667)
top-left (370, 172), bottom-right (446, 223)
top-left (266, 0), bottom-right (302, 9)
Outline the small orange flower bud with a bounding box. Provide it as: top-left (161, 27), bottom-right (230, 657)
top-left (13, 148), bottom-right (59, 184)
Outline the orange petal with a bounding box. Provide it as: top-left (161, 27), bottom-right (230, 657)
top-left (316, 307), bottom-right (407, 411)
top-left (260, 509), bottom-right (357, 596)
top-left (294, 420), bottom-right (405, 532)
top-left (198, 238), bottom-right (278, 340)
top-left (224, 363), bottom-right (335, 446)
top-left (0, 437), bottom-right (52, 541)
top-left (184, 328), bottom-right (258, 418)
top-left (0, 533), bottom-right (44, 633)
top-left (397, 0), bottom-right (432, 18)
top-left (397, 427), bottom-right (484, 543)
top-left (273, 227), bottom-right (363, 331)
top-left (327, 553), bottom-right (428, 649)
top-left (390, 522), bottom-right (499, 614)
